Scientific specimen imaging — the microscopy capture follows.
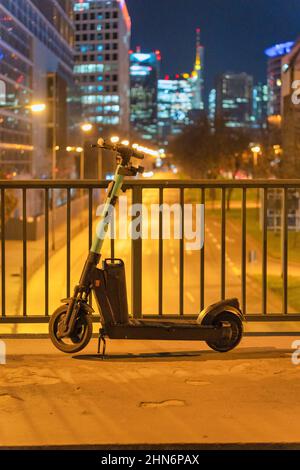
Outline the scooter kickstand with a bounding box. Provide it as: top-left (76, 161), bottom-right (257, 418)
top-left (97, 330), bottom-right (107, 360)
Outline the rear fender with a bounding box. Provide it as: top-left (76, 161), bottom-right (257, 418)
top-left (197, 305), bottom-right (244, 326)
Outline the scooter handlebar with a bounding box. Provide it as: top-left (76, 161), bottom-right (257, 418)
top-left (91, 139), bottom-right (144, 160)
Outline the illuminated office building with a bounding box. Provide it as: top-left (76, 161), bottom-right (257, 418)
top-left (208, 88), bottom-right (216, 128)
top-left (215, 72), bottom-right (253, 129)
top-left (252, 83), bottom-right (268, 129)
top-left (158, 77), bottom-right (194, 145)
top-left (0, 0), bottom-right (74, 177)
top-left (265, 41), bottom-right (294, 122)
top-left (281, 40), bottom-right (300, 171)
top-left (73, 0), bottom-right (131, 135)
top-left (130, 49), bottom-right (160, 142)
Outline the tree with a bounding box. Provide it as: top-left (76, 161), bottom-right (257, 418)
top-left (168, 116), bottom-right (251, 179)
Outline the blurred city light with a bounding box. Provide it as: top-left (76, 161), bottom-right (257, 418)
top-left (29, 103), bottom-right (46, 113)
top-left (81, 123), bottom-right (93, 132)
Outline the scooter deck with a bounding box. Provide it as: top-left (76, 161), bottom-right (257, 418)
top-left (104, 320), bottom-right (231, 342)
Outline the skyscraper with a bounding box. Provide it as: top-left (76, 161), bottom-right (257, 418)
top-left (190, 28), bottom-right (205, 112)
top-left (252, 83), bottom-right (268, 130)
top-left (130, 49), bottom-right (160, 142)
top-left (265, 41), bottom-right (294, 122)
top-left (215, 72), bottom-right (253, 129)
top-left (281, 39), bottom-right (300, 172)
top-left (208, 89), bottom-right (216, 128)
top-left (158, 76), bottom-right (194, 145)
top-left (73, 0), bottom-right (131, 136)
top-left (0, 0), bottom-right (74, 178)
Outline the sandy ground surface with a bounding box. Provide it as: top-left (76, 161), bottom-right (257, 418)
top-left (0, 336), bottom-right (300, 448)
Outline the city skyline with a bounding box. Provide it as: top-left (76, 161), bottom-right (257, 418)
top-left (126, 0), bottom-right (300, 100)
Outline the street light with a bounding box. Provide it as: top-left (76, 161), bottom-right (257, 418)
top-left (110, 136), bottom-right (120, 144)
top-left (29, 103), bottom-right (46, 113)
top-left (81, 122), bottom-right (93, 133)
top-left (121, 140), bottom-right (129, 146)
top-left (0, 102), bottom-right (46, 112)
top-left (251, 145), bottom-right (262, 167)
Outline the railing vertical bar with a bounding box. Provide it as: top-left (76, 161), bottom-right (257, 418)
top-left (22, 188), bottom-right (27, 317)
top-left (200, 188), bottom-right (205, 311)
top-left (241, 188), bottom-right (247, 316)
top-left (88, 188), bottom-right (93, 248)
top-left (282, 187), bottom-right (288, 315)
top-left (1, 188), bottom-right (5, 317)
top-left (66, 188), bottom-right (71, 297)
top-left (110, 194), bottom-right (115, 259)
top-left (158, 187), bottom-right (163, 316)
top-left (88, 188), bottom-right (93, 306)
top-left (262, 188), bottom-right (268, 315)
top-left (132, 186), bottom-right (142, 318)
top-left (179, 188), bottom-right (184, 316)
top-left (45, 189), bottom-right (49, 316)
top-left (221, 187), bottom-right (226, 300)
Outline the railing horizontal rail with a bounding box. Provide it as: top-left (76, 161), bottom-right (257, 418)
top-left (2, 179), bottom-right (300, 189)
top-left (0, 179), bottom-right (299, 325)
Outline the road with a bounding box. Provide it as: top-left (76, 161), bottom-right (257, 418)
top-left (20, 188), bottom-right (286, 319)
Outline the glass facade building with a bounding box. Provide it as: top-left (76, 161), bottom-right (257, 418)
top-left (0, 0), bottom-right (74, 177)
top-left (265, 41), bottom-right (294, 119)
top-left (158, 77), bottom-right (193, 145)
top-left (252, 83), bottom-right (268, 130)
top-left (216, 72), bottom-right (253, 129)
top-left (130, 51), bottom-right (160, 142)
top-left (73, 0), bottom-right (131, 135)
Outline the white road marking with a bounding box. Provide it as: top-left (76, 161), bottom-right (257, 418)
top-left (186, 291), bottom-right (195, 303)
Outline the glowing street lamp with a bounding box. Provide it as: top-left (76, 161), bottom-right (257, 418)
top-left (251, 145), bottom-right (262, 167)
top-left (81, 122), bottom-right (93, 133)
top-left (121, 140), bottom-right (129, 146)
top-left (29, 103), bottom-right (46, 113)
top-left (111, 136), bottom-right (120, 144)
top-left (0, 102), bottom-right (46, 113)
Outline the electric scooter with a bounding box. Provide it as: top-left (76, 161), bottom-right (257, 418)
top-left (49, 139), bottom-right (244, 355)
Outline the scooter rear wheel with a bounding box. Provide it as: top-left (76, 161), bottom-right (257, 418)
top-left (205, 311), bottom-right (243, 353)
top-left (49, 305), bottom-right (93, 354)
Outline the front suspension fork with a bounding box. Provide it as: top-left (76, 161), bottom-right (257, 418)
top-left (60, 252), bottom-right (101, 337)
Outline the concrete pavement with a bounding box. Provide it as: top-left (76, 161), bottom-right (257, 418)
top-left (0, 336), bottom-right (300, 447)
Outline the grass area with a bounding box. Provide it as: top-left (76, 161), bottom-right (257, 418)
top-left (184, 187), bottom-right (259, 204)
top-left (252, 274), bottom-right (300, 313)
top-left (225, 207), bottom-right (300, 265)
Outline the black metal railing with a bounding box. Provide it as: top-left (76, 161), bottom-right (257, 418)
top-left (1, 179), bottom-right (300, 323)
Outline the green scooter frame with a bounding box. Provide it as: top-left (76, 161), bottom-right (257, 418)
top-left (49, 140), bottom-right (244, 355)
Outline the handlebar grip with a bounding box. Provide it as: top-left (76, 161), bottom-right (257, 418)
top-left (131, 149), bottom-right (144, 160)
top-left (91, 143), bottom-right (144, 159)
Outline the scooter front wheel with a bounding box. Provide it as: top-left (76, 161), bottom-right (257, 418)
top-left (49, 305), bottom-right (93, 354)
top-left (205, 311), bottom-right (243, 353)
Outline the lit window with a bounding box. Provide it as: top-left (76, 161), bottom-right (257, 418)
top-left (74, 3), bottom-right (90, 11)
top-left (74, 64), bottom-right (104, 74)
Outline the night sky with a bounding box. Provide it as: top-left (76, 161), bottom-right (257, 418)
top-left (126, 0), bottom-right (299, 100)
